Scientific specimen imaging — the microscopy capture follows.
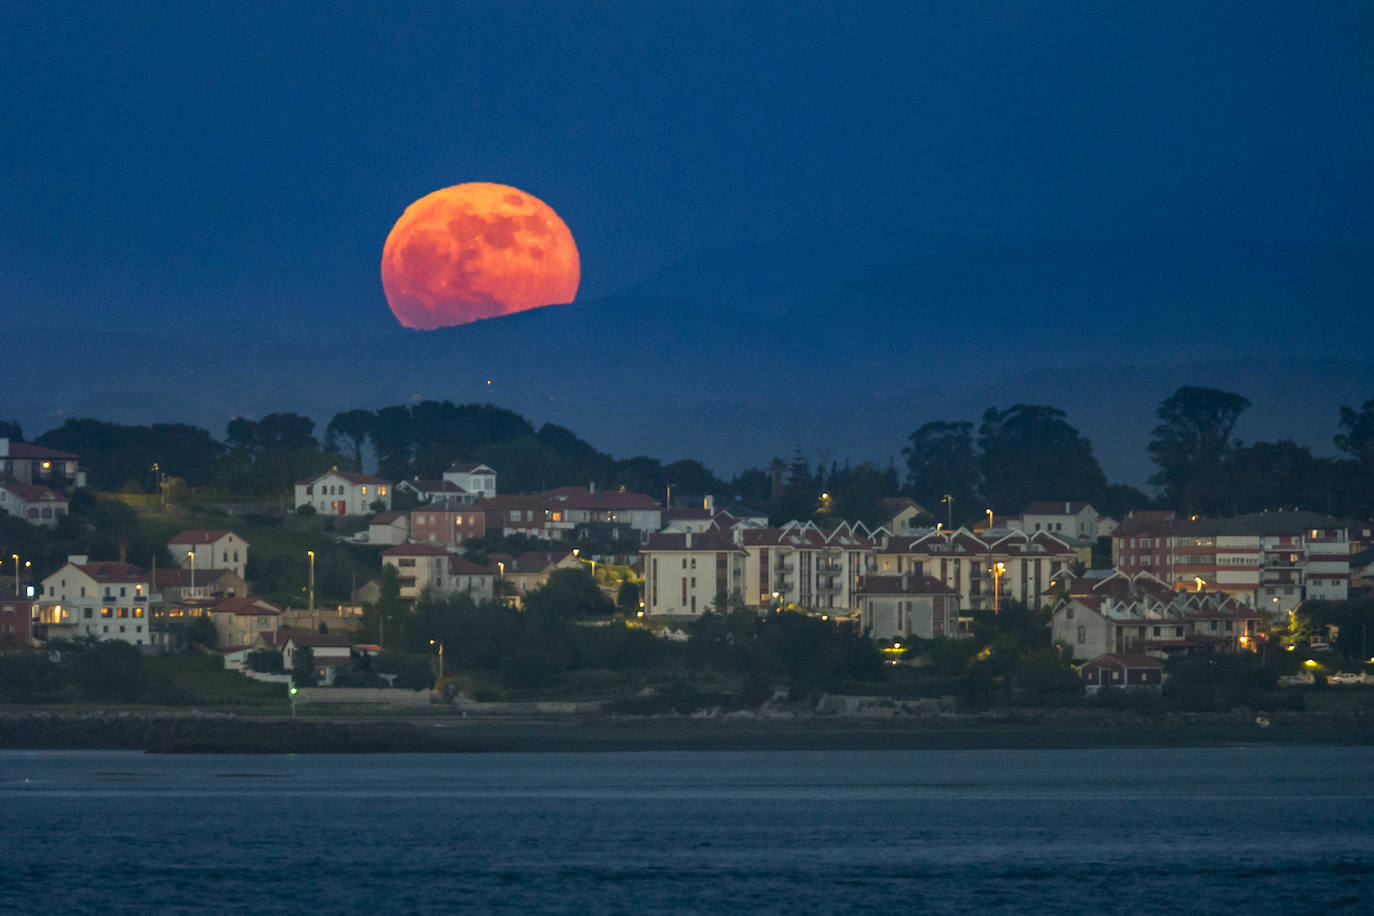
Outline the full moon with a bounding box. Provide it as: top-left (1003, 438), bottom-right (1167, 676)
top-left (381, 183), bottom-right (580, 330)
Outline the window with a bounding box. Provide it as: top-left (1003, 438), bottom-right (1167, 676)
top-left (1225, 621), bottom-right (1233, 632)
top-left (117, 608), bottom-right (128, 619)
top-left (101, 607), bottom-right (112, 618)
top-left (1175, 627), bottom-right (1184, 637)
top-left (1076, 625), bottom-right (1085, 644)
top-left (1066, 606), bottom-right (1075, 620)
top-left (133, 608), bottom-right (144, 618)
top-left (84, 608), bottom-right (92, 619)
top-left (1152, 626), bottom-right (1161, 637)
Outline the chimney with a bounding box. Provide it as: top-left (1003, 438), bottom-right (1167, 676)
top-left (1065, 501), bottom-right (1070, 513)
top-left (685, 531), bottom-right (693, 548)
top-left (0, 437), bottom-right (8, 457)
top-left (704, 494), bottom-right (715, 513)
top-left (901, 573), bottom-right (909, 592)
top-left (589, 481), bottom-right (597, 495)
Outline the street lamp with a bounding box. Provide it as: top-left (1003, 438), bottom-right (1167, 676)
top-left (993, 562), bottom-right (1006, 614)
top-left (940, 494), bottom-right (954, 528)
top-left (187, 550), bottom-right (195, 592)
top-left (307, 550), bottom-right (316, 618)
top-left (986, 508), bottom-right (994, 530)
top-left (429, 639), bottom-right (444, 685)
top-left (11, 554), bottom-right (19, 598)
top-left (288, 684), bottom-right (298, 718)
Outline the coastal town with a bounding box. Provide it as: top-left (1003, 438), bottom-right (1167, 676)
top-left (4, 408), bottom-right (1374, 717)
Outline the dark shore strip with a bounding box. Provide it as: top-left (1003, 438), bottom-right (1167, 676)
top-left (3, 710), bottom-right (1374, 754)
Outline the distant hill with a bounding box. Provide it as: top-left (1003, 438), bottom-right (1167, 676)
top-left (3, 236), bottom-right (1370, 489)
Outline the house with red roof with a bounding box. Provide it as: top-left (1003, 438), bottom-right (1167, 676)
top-left (168, 529), bottom-right (249, 580)
top-left (0, 437), bottom-right (85, 489)
top-left (295, 468), bottom-right (392, 516)
top-left (207, 597), bottom-right (285, 648)
top-left (409, 506), bottom-right (485, 548)
top-left (34, 556), bottom-right (152, 645)
top-left (0, 482), bottom-right (69, 528)
top-left (1049, 568), bottom-right (1261, 661)
top-left (367, 511), bottom-right (410, 546)
top-left (280, 630), bottom-right (354, 683)
top-left (1078, 653), bottom-right (1164, 693)
top-left (856, 574), bottom-right (959, 641)
top-left (875, 527), bottom-right (1076, 612)
top-left (382, 544), bottom-right (495, 602)
top-left (641, 530), bottom-right (748, 618)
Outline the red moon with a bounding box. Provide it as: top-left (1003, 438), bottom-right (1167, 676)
top-left (381, 183), bottom-right (580, 330)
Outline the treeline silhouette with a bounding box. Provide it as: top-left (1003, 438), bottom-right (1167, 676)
top-left (8, 386), bottom-right (1373, 524)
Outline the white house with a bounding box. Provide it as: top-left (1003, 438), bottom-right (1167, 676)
top-left (280, 631), bottom-right (354, 683)
top-left (34, 557), bottom-right (152, 645)
top-left (0, 482), bottom-right (68, 528)
top-left (295, 469), bottom-right (392, 516)
top-left (207, 597), bottom-right (284, 647)
top-left (442, 462), bottom-right (497, 500)
top-left (740, 522), bottom-right (876, 615)
top-left (1010, 501), bottom-right (1111, 544)
top-left (382, 544), bottom-right (495, 603)
top-left (641, 529), bottom-right (749, 618)
top-left (0, 438), bottom-right (85, 488)
top-left (367, 511), bottom-right (409, 546)
top-left (856, 574), bottom-right (960, 641)
top-left (168, 529), bottom-right (249, 580)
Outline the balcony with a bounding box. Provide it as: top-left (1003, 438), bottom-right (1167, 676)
top-left (775, 561), bottom-right (794, 573)
top-left (816, 561), bottom-right (841, 575)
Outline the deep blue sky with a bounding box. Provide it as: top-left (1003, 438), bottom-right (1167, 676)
top-left (3, 2), bottom-right (1370, 343)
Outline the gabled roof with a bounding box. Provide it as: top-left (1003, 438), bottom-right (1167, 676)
top-left (72, 561), bottom-right (147, 583)
top-left (445, 462), bottom-right (494, 474)
top-left (382, 543), bottom-right (451, 557)
top-left (298, 470), bottom-right (389, 486)
top-left (210, 597), bottom-right (283, 616)
top-left (280, 630), bottom-right (352, 648)
top-left (448, 555), bottom-right (494, 576)
top-left (168, 529), bottom-right (240, 545)
top-left (643, 530), bottom-right (744, 552)
top-left (1, 442), bottom-right (77, 460)
top-left (0, 482), bottom-right (66, 502)
top-left (509, 550), bottom-right (574, 572)
top-left (403, 479), bottom-right (465, 494)
top-left (542, 486), bottom-right (661, 510)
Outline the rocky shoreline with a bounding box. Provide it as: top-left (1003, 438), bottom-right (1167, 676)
top-left (2, 706), bottom-right (1374, 754)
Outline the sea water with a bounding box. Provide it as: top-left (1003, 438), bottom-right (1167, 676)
top-left (1, 746), bottom-right (1370, 914)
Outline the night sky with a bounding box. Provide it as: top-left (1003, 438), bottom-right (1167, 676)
top-left (4, 2), bottom-right (1370, 341)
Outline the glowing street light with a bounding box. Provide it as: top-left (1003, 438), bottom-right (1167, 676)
top-left (187, 550), bottom-right (195, 592)
top-left (307, 550), bottom-right (316, 616)
top-left (992, 562), bottom-right (1006, 614)
top-left (429, 639), bottom-right (444, 685)
top-left (940, 494), bottom-right (954, 528)
top-left (985, 508), bottom-right (994, 530)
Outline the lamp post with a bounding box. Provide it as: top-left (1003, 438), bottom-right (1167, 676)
top-left (10, 554), bottom-right (18, 598)
top-left (993, 562), bottom-right (1006, 614)
top-left (497, 561), bottom-right (505, 604)
top-left (187, 550), bottom-right (195, 593)
top-left (429, 638), bottom-right (444, 686)
top-left (288, 684), bottom-right (298, 718)
top-left (307, 550), bottom-right (316, 623)
top-left (941, 494), bottom-right (953, 529)
top-left (986, 508), bottom-right (994, 531)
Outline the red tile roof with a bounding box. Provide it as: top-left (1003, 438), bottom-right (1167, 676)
top-left (210, 597), bottom-right (283, 616)
top-left (168, 529), bottom-right (239, 545)
top-left (448, 555), bottom-right (494, 576)
top-left (2, 442), bottom-right (77, 460)
top-left (73, 561), bottom-right (147, 583)
top-left (382, 543), bottom-right (451, 556)
top-left (0, 482), bottom-right (66, 502)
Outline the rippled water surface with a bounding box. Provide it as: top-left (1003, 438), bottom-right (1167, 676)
top-left (2, 746), bottom-right (1371, 913)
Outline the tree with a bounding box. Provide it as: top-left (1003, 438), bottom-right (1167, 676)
top-left (617, 580), bottom-right (640, 613)
top-left (291, 645), bottom-right (317, 686)
top-left (977, 405), bottom-right (1107, 514)
top-left (902, 421), bottom-right (979, 519)
top-left (773, 447), bottom-right (817, 523)
top-left (187, 615), bottom-right (217, 649)
top-left (0, 420), bottom-right (22, 441)
top-left (325, 409), bottom-right (375, 471)
top-left (1147, 386), bottom-right (1250, 515)
top-left (522, 568), bottom-right (614, 619)
top-left (1336, 399), bottom-right (1374, 470)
